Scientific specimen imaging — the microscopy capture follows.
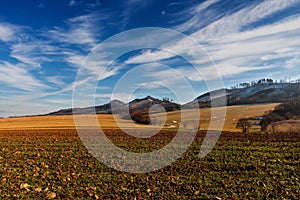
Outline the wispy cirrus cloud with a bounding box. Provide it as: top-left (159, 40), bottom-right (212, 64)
top-left (124, 0), bottom-right (300, 82)
top-left (199, 15), bottom-right (300, 80)
top-left (0, 10), bottom-right (115, 110)
top-left (68, 0), bottom-right (77, 7)
top-left (68, 0), bottom-right (101, 8)
top-left (0, 6), bottom-right (117, 116)
top-left (10, 40), bottom-right (58, 67)
top-left (46, 76), bottom-right (68, 87)
top-left (47, 12), bottom-right (109, 48)
top-left (7, 10), bottom-right (115, 94)
top-left (191, 0), bottom-right (300, 41)
top-left (28, 11), bottom-right (109, 59)
top-left (0, 22), bottom-right (20, 42)
top-left (173, 0), bottom-right (222, 33)
top-left (120, 0), bottom-right (155, 28)
top-left (125, 49), bottom-right (175, 64)
top-left (0, 61), bottom-right (50, 91)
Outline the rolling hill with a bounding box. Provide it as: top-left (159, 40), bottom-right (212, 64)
top-left (121, 96), bottom-right (181, 124)
top-left (46, 100), bottom-right (126, 116)
top-left (46, 96), bottom-right (180, 117)
top-left (184, 82), bottom-right (300, 109)
top-left (42, 82), bottom-right (299, 120)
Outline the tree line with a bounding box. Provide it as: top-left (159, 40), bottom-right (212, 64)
top-left (236, 98), bottom-right (300, 133)
top-left (260, 98), bottom-right (300, 132)
top-left (231, 77), bottom-right (300, 89)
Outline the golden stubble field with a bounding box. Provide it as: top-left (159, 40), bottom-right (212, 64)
top-left (0, 103), bottom-right (278, 131)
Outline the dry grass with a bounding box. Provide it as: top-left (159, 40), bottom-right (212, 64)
top-left (0, 103), bottom-right (278, 131)
top-left (0, 115), bottom-right (76, 130)
top-left (154, 103), bottom-right (278, 132)
top-left (267, 120), bottom-right (300, 133)
top-left (0, 114), bottom-right (149, 130)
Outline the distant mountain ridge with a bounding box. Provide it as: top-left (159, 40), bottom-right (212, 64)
top-left (184, 82), bottom-right (300, 109)
top-left (128, 95), bottom-right (180, 113)
top-left (120, 96), bottom-right (181, 124)
top-left (46, 100), bottom-right (126, 116)
top-left (45, 96), bottom-right (180, 117)
top-left (45, 82), bottom-right (300, 116)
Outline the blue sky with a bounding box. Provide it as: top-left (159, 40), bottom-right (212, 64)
top-left (1, 0), bottom-right (300, 117)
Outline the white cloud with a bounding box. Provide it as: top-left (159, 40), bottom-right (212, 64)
top-left (124, 0), bottom-right (300, 80)
top-left (121, 0), bottom-right (155, 28)
top-left (65, 52), bottom-right (121, 78)
top-left (202, 15), bottom-right (300, 73)
top-left (49, 27), bottom-right (94, 47)
top-left (191, 0), bottom-right (300, 41)
top-left (10, 40), bottom-right (58, 67)
top-left (125, 49), bottom-right (175, 64)
top-left (0, 62), bottom-right (50, 91)
top-left (68, 0), bottom-right (77, 7)
top-left (65, 53), bottom-right (86, 67)
top-left (1, 10), bottom-right (116, 100)
top-left (0, 23), bottom-right (19, 42)
top-left (46, 76), bottom-right (67, 86)
top-left (285, 57), bottom-right (300, 69)
top-left (0, 11), bottom-right (115, 117)
top-left (174, 0), bottom-right (221, 33)
top-left (47, 12), bottom-right (108, 48)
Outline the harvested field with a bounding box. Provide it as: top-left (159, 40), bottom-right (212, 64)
top-left (154, 103), bottom-right (278, 131)
top-left (0, 104), bottom-right (278, 132)
top-left (0, 129), bottom-right (299, 199)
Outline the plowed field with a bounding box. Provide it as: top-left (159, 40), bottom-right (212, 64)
top-left (0, 129), bottom-right (299, 199)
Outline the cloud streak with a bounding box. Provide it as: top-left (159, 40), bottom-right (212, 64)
top-left (0, 23), bottom-right (20, 42)
top-left (10, 40), bottom-right (58, 67)
top-left (0, 62), bottom-right (50, 91)
top-left (47, 12), bottom-right (109, 48)
top-left (124, 0), bottom-right (300, 81)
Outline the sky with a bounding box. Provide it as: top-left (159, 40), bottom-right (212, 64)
top-left (1, 0), bottom-right (300, 117)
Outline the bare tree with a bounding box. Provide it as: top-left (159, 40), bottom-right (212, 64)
top-left (270, 123), bottom-right (277, 134)
top-left (236, 118), bottom-right (251, 133)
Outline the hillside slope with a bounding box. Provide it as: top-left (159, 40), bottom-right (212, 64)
top-left (43, 83), bottom-right (299, 117)
top-left (184, 83), bottom-right (300, 109)
top-left (46, 100), bottom-right (127, 115)
top-left (121, 96), bottom-right (181, 124)
top-left (46, 96), bottom-right (180, 118)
